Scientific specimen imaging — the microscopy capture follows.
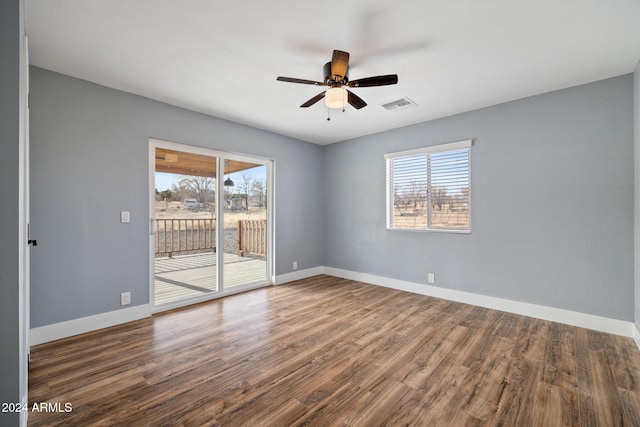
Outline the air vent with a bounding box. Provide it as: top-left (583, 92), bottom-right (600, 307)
top-left (380, 97), bottom-right (417, 111)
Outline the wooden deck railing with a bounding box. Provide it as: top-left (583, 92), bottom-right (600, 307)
top-left (155, 218), bottom-right (216, 257)
top-left (237, 220), bottom-right (267, 257)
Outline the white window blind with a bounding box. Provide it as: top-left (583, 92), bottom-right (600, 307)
top-left (385, 140), bottom-right (471, 232)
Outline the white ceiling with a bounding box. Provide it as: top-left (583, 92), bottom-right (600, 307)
top-left (25, 0), bottom-right (640, 145)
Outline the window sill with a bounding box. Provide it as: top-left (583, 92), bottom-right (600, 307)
top-left (385, 227), bottom-right (471, 235)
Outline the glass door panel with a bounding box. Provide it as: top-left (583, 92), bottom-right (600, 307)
top-left (222, 160), bottom-right (269, 290)
top-left (153, 147), bottom-right (219, 306)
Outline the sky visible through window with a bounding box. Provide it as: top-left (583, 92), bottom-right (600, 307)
top-left (155, 165), bottom-right (267, 191)
top-left (430, 149), bottom-right (470, 195)
top-left (393, 149), bottom-right (469, 197)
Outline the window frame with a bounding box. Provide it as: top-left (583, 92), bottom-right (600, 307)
top-left (385, 139), bottom-right (472, 233)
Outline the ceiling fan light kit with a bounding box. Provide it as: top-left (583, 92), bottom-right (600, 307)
top-left (325, 87), bottom-right (348, 109)
top-left (277, 49), bottom-right (398, 114)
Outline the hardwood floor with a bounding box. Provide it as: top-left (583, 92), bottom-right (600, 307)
top-left (28, 275), bottom-right (640, 426)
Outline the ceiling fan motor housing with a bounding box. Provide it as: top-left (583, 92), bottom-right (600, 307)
top-left (324, 62), bottom-right (348, 86)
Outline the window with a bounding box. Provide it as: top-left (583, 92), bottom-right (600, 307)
top-left (385, 140), bottom-right (471, 232)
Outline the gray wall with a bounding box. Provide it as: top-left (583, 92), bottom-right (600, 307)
top-left (324, 75), bottom-right (634, 321)
top-left (29, 67), bottom-right (324, 328)
top-left (28, 66), bottom-right (637, 327)
top-left (0, 0), bottom-right (22, 424)
top-left (635, 61), bottom-right (640, 331)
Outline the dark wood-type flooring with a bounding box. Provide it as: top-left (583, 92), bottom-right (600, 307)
top-left (29, 275), bottom-right (640, 426)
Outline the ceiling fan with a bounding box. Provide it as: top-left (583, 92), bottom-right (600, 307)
top-left (277, 49), bottom-right (398, 111)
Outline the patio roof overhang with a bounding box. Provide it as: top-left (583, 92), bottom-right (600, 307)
top-left (155, 147), bottom-right (259, 178)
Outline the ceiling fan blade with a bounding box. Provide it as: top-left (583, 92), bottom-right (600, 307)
top-left (300, 91), bottom-right (326, 108)
top-left (331, 50), bottom-right (350, 80)
top-left (348, 74), bottom-right (398, 87)
top-left (347, 90), bottom-right (367, 109)
top-left (277, 76), bottom-right (326, 86)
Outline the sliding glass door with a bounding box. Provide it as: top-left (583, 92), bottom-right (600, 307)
top-left (150, 139), bottom-right (272, 310)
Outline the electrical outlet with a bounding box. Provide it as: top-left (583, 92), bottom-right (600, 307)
top-left (121, 292), bottom-right (131, 305)
top-left (121, 211), bottom-right (130, 223)
top-left (427, 273), bottom-right (435, 284)
top-left (293, 261), bottom-right (298, 270)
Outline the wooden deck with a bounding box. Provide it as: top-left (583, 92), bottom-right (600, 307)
top-left (154, 252), bottom-right (267, 305)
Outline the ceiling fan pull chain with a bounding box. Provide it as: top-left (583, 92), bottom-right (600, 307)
top-left (327, 107), bottom-right (331, 121)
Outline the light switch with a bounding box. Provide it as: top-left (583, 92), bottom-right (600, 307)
top-left (121, 211), bottom-right (130, 223)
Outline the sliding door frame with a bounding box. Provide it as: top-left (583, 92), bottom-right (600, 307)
top-left (148, 138), bottom-right (274, 313)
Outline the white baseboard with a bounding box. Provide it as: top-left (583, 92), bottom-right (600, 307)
top-left (30, 304), bottom-right (151, 346)
top-left (634, 324), bottom-right (640, 351)
top-left (323, 267), bottom-right (635, 338)
top-left (274, 266), bottom-right (324, 285)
